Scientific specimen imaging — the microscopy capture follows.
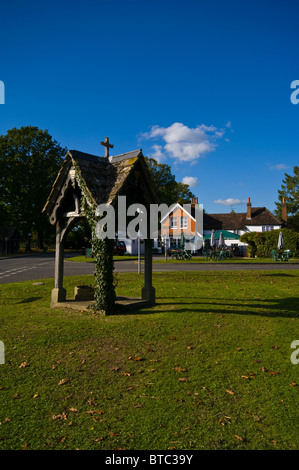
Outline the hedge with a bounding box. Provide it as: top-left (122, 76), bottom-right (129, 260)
top-left (240, 228), bottom-right (299, 258)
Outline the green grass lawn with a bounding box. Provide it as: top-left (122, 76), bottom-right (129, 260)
top-left (66, 255), bottom-right (299, 264)
top-left (67, 255), bottom-right (141, 262)
top-left (0, 270), bottom-right (298, 450)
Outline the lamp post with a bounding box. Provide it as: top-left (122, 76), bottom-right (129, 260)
top-left (138, 231), bottom-right (141, 274)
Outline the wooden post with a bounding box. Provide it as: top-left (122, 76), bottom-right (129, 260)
top-left (142, 237), bottom-right (155, 305)
top-left (51, 221), bottom-right (66, 305)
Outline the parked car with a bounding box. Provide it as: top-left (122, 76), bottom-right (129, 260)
top-left (114, 240), bottom-right (126, 255)
top-left (167, 246), bottom-right (179, 256)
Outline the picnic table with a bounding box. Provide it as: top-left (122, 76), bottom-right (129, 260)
top-left (271, 249), bottom-right (292, 262)
top-left (203, 248), bottom-right (233, 261)
top-left (170, 247), bottom-right (192, 260)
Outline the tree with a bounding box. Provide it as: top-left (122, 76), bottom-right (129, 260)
top-left (275, 166), bottom-right (299, 231)
top-left (0, 126), bottom-right (67, 248)
top-left (145, 157), bottom-right (195, 206)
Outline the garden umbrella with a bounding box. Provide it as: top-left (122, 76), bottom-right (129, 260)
top-left (181, 231), bottom-right (185, 248)
top-left (218, 231), bottom-right (224, 247)
top-left (277, 231), bottom-right (284, 250)
top-left (210, 229), bottom-right (216, 248)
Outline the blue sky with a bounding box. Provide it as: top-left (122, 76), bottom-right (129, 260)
top-left (0, 0), bottom-right (298, 214)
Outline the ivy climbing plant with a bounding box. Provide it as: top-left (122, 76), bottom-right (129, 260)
top-left (74, 162), bottom-right (116, 315)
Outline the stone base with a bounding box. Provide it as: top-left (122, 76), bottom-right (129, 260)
top-left (52, 296), bottom-right (152, 314)
top-left (51, 287), bottom-right (66, 305)
top-left (141, 286), bottom-right (156, 305)
top-left (74, 285), bottom-right (94, 301)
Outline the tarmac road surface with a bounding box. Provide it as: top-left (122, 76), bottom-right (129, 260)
top-left (0, 252), bottom-right (298, 284)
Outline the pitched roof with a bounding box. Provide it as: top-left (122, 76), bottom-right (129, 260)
top-left (160, 202), bottom-right (196, 224)
top-left (0, 226), bottom-right (22, 241)
top-left (203, 208), bottom-right (282, 230)
top-left (42, 149), bottom-right (159, 221)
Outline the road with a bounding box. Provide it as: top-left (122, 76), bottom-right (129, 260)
top-left (0, 253), bottom-right (298, 284)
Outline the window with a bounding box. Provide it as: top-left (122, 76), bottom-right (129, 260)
top-left (180, 216), bottom-right (188, 229)
top-left (170, 217), bottom-right (177, 228)
top-left (262, 225), bottom-right (274, 232)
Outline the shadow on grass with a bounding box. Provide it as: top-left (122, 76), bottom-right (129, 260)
top-left (134, 296), bottom-right (299, 318)
top-left (17, 297), bottom-right (43, 304)
top-left (262, 273), bottom-right (295, 277)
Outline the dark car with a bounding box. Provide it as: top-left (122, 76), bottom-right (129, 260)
top-left (114, 240), bottom-right (126, 255)
top-left (167, 246), bottom-right (179, 256)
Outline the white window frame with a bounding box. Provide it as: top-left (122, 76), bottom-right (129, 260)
top-left (180, 216), bottom-right (188, 229)
top-left (170, 217), bottom-right (177, 229)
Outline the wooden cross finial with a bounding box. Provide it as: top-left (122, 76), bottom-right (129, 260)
top-left (100, 137), bottom-right (114, 158)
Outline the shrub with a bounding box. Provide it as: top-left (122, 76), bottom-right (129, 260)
top-left (240, 229), bottom-right (299, 258)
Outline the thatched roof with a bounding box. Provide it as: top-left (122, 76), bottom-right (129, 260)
top-left (42, 149), bottom-right (158, 223)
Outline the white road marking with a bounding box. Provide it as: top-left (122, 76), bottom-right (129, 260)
top-left (0, 265), bottom-right (38, 280)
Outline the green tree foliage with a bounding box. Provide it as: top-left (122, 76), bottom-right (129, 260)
top-left (275, 166), bottom-right (299, 231)
top-left (0, 126), bottom-right (66, 247)
top-left (240, 228), bottom-right (299, 257)
top-left (145, 157), bottom-right (195, 205)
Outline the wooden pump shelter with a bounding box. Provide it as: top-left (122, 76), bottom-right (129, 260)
top-left (42, 143), bottom-right (158, 311)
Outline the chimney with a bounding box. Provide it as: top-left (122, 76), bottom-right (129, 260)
top-left (281, 197), bottom-right (288, 225)
top-left (191, 197), bottom-right (198, 207)
top-left (246, 197), bottom-right (252, 219)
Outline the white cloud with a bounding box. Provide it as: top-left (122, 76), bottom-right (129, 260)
top-left (270, 164), bottom-right (290, 170)
top-left (151, 144), bottom-right (165, 162)
top-left (214, 198), bottom-right (246, 206)
top-left (142, 122), bottom-right (226, 163)
top-left (182, 176), bottom-right (198, 187)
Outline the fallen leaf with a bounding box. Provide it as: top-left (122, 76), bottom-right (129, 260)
top-left (58, 378), bottom-right (70, 386)
top-left (290, 382), bottom-right (297, 387)
top-left (235, 434), bottom-right (243, 441)
top-left (173, 367), bottom-right (187, 372)
top-left (19, 362), bottom-right (30, 368)
top-left (178, 378), bottom-right (189, 382)
top-left (52, 413), bottom-right (67, 421)
top-left (109, 432), bottom-right (120, 438)
top-left (226, 390), bottom-right (235, 395)
top-left (85, 410), bottom-right (104, 415)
